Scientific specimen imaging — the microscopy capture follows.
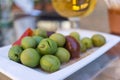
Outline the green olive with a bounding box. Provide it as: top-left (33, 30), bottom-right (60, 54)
top-left (79, 41), bottom-right (87, 53)
top-left (37, 38), bottom-right (57, 55)
top-left (81, 37), bottom-right (93, 49)
top-left (33, 29), bottom-right (47, 38)
top-left (49, 33), bottom-right (66, 47)
top-left (33, 36), bottom-right (44, 44)
top-left (55, 47), bottom-right (70, 63)
top-left (70, 32), bottom-right (80, 42)
top-left (40, 55), bottom-right (60, 72)
top-left (91, 34), bottom-right (106, 47)
top-left (8, 45), bottom-right (23, 62)
top-left (21, 37), bottom-right (37, 49)
top-left (20, 48), bottom-right (40, 68)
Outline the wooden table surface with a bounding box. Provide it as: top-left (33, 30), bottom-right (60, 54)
top-left (93, 42), bottom-right (120, 80)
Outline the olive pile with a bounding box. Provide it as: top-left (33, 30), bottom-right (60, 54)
top-left (8, 28), bottom-right (106, 73)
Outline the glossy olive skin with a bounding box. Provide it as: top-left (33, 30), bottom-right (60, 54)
top-left (37, 38), bottom-right (57, 55)
top-left (81, 37), bottom-right (93, 49)
top-left (40, 55), bottom-right (60, 72)
top-left (91, 34), bottom-right (106, 47)
top-left (65, 36), bottom-right (80, 59)
top-left (33, 29), bottom-right (47, 38)
top-left (49, 33), bottom-right (66, 47)
top-left (79, 41), bottom-right (87, 53)
top-left (20, 48), bottom-right (40, 68)
top-left (8, 45), bottom-right (23, 62)
top-left (32, 36), bottom-right (44, 44)
top-left (55, 47), bottom-right (70, 63)
top-left (21, 37), bottom-right (37, 49)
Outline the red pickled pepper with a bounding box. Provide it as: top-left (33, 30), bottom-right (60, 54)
top-left (12, 28), bottom-right (33, 46)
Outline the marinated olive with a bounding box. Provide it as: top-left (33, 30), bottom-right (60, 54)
top-left (55, 47), bottom-right (70, 63)
top-left (21, 37), bottom-right (37, 49)
top-left (79, 41), bottom-right (87, 53)
top-left (40, 55), bottom-right (60, 72)
top-left (8, 45), bottom-right (23, 62)
top-left (91, 34), bottom-right (106, 47)
top-left (33, 29), bottom-right (47, 38)
top-left (81, 37), bottom-right (93, 49)
top-left (20, 48), bottom-right (40, 68)
top-left (33, 36), bottom-right (44, 44)
top-left (37, 38), bottom-right (57, 55)
top-left (49, 33), bottom-right (66, 47)
top-left (65, 36), bottom-right (80, 59)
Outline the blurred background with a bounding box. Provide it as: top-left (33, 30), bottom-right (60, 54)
top-left (0, 0), bottom-right (109, 47)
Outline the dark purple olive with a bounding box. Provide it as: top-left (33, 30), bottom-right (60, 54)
top-left (47, 31), bottom-right (55, 37)
top-left (65, 36), bottom-right (80, 59)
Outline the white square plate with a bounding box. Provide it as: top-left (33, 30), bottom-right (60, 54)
top-left (0, 29), bottom-right (120, 80)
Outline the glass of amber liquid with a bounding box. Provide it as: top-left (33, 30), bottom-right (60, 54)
top-left (52, 0), bottom-right (97, 29)
top-left (108, 8), bottom-right (120, 35)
